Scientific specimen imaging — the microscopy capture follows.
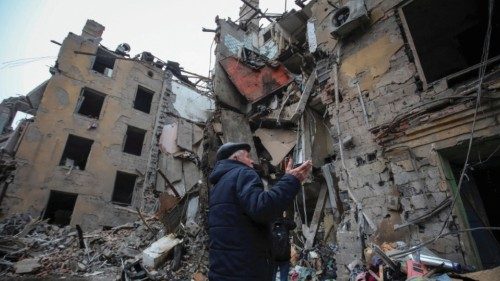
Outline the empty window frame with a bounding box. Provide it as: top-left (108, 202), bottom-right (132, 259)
top-left (76, 88), bottom-right (105, 119)
top-left (123, 126), bottom-right (146, 156)
top-left (133, 86), bottom-right (154, 114)
top-left (91, 47), bottom-right (116, 75)
top-left (263, 30), bottom-right (272, 42)
top-left (399, 0), bottom-right (500, 86)
top-left (43, 190), bottom-right (78, 226)
top-left (111, 171), bottom-right (137, 205)
top-left (60, 134), bottom-right (94, 170)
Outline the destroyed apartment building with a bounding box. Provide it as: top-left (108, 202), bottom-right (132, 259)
top-left (0, 0), bottom-right (499, 280)
top-left (207, 0), bottom-right (500, 279)
top-left (0, 20), bottom-right (214, 231)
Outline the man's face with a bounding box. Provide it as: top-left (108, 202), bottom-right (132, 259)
top-left (236, 150), bottom-right (254, 168)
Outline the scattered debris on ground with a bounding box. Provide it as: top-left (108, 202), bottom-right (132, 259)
top-left (0, 214), bottom-right (209, 280)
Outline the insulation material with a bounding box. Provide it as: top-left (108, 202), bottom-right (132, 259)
top-left (259, 39), bottom-right (279, 60)
top-left (159, 123), bottom-right (181, 154)
top-left (307, 18), bottom-right (318, 53)
top-left (171, 81), bottom-right (214, 123)
top-left (224, 34), bottom-right (244, 56)
top-left (255, 128), bottom-right (297, 166)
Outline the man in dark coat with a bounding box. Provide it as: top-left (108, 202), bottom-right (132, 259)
top-left (208, 142), bottom-right (312, 281)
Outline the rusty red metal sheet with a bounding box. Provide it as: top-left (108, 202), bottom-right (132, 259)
top-left (219, 57), bottom-right (293, 103)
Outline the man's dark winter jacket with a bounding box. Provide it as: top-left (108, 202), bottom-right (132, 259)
top-left (208, 159), bottom-right (301, 281)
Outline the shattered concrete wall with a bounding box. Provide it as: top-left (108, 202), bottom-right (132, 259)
top-left (153, 80), bottom-right (214, 209)
top-left (309, 0), bottom-right (500, 278)
top-left (2, 21), bottom-right (168, 230)
top-left (210, 0), bottom-right (500, 279)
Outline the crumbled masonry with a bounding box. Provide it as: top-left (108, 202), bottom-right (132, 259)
top-left (0, 0), bottom-right (499, 280)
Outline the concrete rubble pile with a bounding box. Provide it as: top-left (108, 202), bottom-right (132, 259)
top-left (0, 213), bottom-right (209, 280)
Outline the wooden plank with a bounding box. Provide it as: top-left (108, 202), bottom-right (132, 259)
top-left (305, 184), bottom-right (327, 249)
top-left (291, 70), bottom-right (317, 122)
top-left (322, 163), bottom-right (339, 220)
top-left (294, 113), bottom-right (313, 165)
top-left (398, 7), bottom-right (429, 90)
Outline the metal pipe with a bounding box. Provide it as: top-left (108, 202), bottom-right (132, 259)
top-left (411, 253), bottom-right (462, 271)
top-left (355, 82), bottom-right (370, 127)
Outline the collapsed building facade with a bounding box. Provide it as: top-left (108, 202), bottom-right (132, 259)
top-left (208, 0), bottom-right (500, 279)
top-left (0, 0), bottom-right (499, 280)
top-left (0, 20), bottom-right (214, 231)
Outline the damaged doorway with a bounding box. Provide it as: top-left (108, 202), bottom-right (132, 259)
top-left (440, 137), bottom-right (500, 269)
top-left (42, 190), bottom-right (78, 226)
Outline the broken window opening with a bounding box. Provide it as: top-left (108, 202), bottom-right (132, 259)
top-left (75, 88), bottom-right (105, 119)
top-left (111, 171), bottom-right (137, 206)
top-left (43, 190), bottom-right (78, 226)
top-left (133, 86), bottom-right (154, 114)
top-left (123, 125), bottom-right (146, 156)
top-left (440, 138), bottom-right (500, 269)
top-left (400, 0), bottom-right (500, 86)
top-left (91, 47), bottom-right (116, 76)
top-left (59, 134), bottom-right (94, 170)
top-left (263, 30), bottom-right (272, 42)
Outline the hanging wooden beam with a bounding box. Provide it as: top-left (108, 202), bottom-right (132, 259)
top-left (304, 184), bottom-right (327, 249)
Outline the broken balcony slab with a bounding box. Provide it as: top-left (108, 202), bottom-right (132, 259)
top-left (159, 123), bottom-right (181, 154)
top-left (160, 120), bottom-right (205, 155)
top-left (219, 57), bottom-right (293, 103)
top-left (171, 81), bottom-right (214, 123)
top-left (276, 6), bottom-right (312, 44)
top-left (26, 80), bottom-right (49, 111)
top-left (252, 101), bottom-right (300, 125)
top-left (177, 119), bottom-right (193, 151)
top-left (142, 234), bottom-right (182, 269)
top-left (255, 128), bottom-right (297, 166)
top-left (291, 70), bottom-right (317, 122)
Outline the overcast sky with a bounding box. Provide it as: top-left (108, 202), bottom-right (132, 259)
top-left (0, 0), bottom-right (297, 105)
